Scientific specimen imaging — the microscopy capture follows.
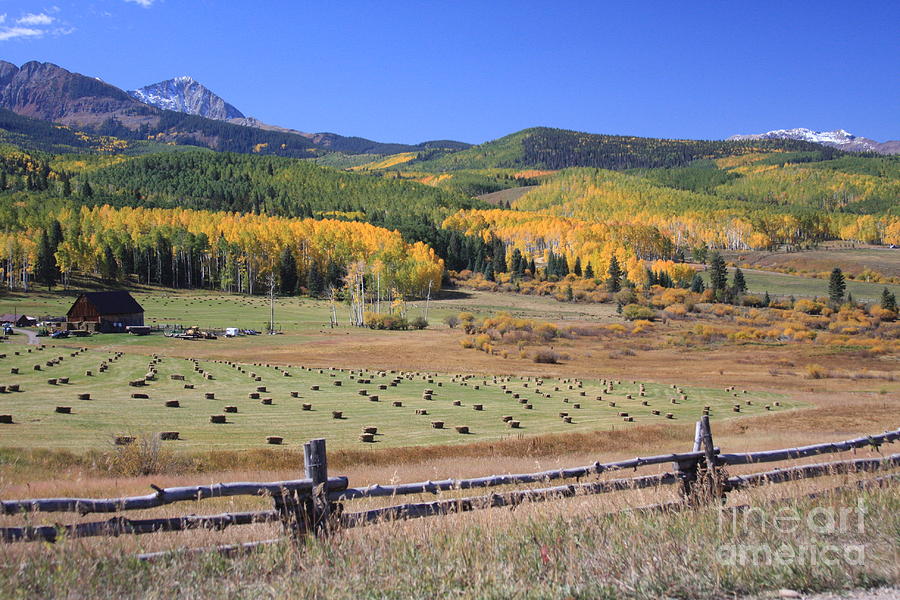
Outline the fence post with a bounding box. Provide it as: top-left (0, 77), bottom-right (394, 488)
top-left (698, 416), bottom-right (725, 503)
top-left (304, 438), bottom-right (332, 535)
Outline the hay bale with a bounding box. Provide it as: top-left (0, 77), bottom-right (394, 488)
top-left (651, 409), bottom-right (660, 415)
top-left (774, 401), bottom-right (781, 407)
top-left (369, 395), bottom-right (379, 402)
top-left (666, 413), bottom-right (675, 419)
top-left (508, 420), bottom-right (521, 428)
top-left (131, 393), bottom-right (149, 399)
top-left (525, 404), bottom-right (533, 410)
top-left (573, 403), bottom-right (581, 409)
top-left (623, 417), bottom-right (634, 422)
top-left (261, 398), bottom-right (273, 405)
top-left (732, 406), bottom-right (741, 412)
top-left (170, 374), bottom-right (185, 381)
top-left (256, 386), bottom-right (267, 393)
top-left (184, 384), bottom-right (194, 389)
top-left (249, 392), bottom-right (260, 399)
top-left (617, 411), bottom-right (629, 417)
top-left (362, 426), bottom-right (378, 434)
top-left (205, 392), bottom-right (215, 399)
top-left (359, 433), bottom-right (375, 443)
top-left (58, 377), bottom-right (69, 384)
top-left (641, 400), bottom-right (649, 406)
top-left (473, 404), bottom-right (483, 411)
top-left (159, 431), bottom-right (179, 440)
top-left (302, 403), bottom-right (312, 411)
top-left (416, 409), bottom-right (428, 415)
top-left (266, 436), bottom-right (283, 445)
top-left (76, 392), bottom-right (90, 400)
top-left (0, 414), bottom-right (11, 424)
top-left (518, 398), bottom-right (527, 404)
top-left (332, 411), bottom-right (343, 419)
top-left (55, 406), bottom-right (72, 414)
top-left (455, 425), bottom-right (469, 434)
top-left (562, 416), bottom-right (572, 423)
top-left (559, 412), bottom-right (569, 418)
top-left (210, 415), bottom-right (227, 424)
top-left (224, 406), bottom-right (238, 413)
top-left (47, 378), bottom-right (58, 385)
top-left (452, 400), bottom-right (462, 406)
top-left (0, 386), bottom-right (5, 393)
top-left (502, 415), bottom-right (513, 422)
top-left (165, 400), bottom-right (180, 408)
top-left (333, 381), bottom-right (342, 386)
top-left (422, 393), bottom-right (432, 401)
top-left (33, 365), bottom-right (41, 371)
top-left (10, 368), bottom-right (18, 374)
top-left (114, 435), bottom-right (134, 445)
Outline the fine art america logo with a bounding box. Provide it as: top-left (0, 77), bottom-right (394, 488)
top-left (716, 499), bottom-right (867, 566)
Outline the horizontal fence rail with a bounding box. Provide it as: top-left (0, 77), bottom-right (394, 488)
top-left (717, 429), bottom-right (900, 466)
top-left (330, 451), bottom-right (704, 501)
top-left (0, 477), bottom-right (349, 515)
top-left (1, 422), bottom-right (898, 554)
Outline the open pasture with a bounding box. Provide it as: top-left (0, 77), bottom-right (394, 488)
top-left (702, 265), bottom-right (900, 301)
top-left (0, 343), bottom-right (790, 451)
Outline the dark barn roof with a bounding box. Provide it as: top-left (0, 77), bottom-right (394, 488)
top-left (67, 291), bottom-right (144, 317)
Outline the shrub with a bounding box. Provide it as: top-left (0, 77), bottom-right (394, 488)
top-left (741, 295), bottom-right (764, 307)
top-left (532, 349), bottom-right (565, 364)
top-left (795, 299), bottom-right (822, 315)
top-left (804, 363), bottom-right (830, 379)
top-left (614, 289), bottom-right (637, 306)
top-left (443, 314), bottom-right (460, 328)
top-left (621, 304), bottom-right (657, 321)
top-left (664, 303), bottom-right (688, 317)
top-left (410, 316), bottom-right (428, 330)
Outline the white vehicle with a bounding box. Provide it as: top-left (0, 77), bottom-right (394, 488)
top-left (225, 327), bottom-right (239, 337)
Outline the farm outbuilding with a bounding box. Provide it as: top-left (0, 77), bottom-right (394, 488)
top-left (0, 314), bottom-right (37, 327)
top-left (66, 291), bottom-right (144, 333)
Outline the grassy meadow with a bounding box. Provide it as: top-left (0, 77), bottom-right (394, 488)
top-left (0, 342), bottom-right (789, 452)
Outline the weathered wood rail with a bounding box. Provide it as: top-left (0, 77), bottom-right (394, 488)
top-left (1, 421), bottom-right (897, 553)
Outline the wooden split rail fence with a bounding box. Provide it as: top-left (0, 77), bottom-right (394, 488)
top-left (2, 419), bottom-right (898, 558)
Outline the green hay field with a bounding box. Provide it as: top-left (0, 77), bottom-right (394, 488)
top-left (0, 343), bottom-right (791, 452)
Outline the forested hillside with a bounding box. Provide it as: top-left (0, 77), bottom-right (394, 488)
top-left (409, 127), bottom-right (845, 171)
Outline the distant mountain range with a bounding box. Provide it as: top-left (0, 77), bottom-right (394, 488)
top-left (729, 128), bottom-right (899, 155)
top-left (0, 59), bottom-right (896, 167)
top-left (0, 60), bottom-right (468, 156)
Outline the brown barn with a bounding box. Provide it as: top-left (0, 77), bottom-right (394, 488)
top-left (67, 291), bottom-right (144, 333)
top-left (0, 314), bottom-right (37, 327)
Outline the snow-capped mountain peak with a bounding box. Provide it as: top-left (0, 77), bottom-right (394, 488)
top-left (128, 76), bottom-right (244, 121)
top-left (728, 128), bottom-right (898, 155)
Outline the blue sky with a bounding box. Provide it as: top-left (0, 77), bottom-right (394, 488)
top-left (1, 1), bottom-right (897, 144)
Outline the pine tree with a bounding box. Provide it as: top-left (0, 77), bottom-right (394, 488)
top-left (35, 230), bottom-right (58, 290)
top-left (732, 267), bottom-right (747, 294)
top-left (828, 267), bottom-right (845, 305)
top-left (80, 180), bottom-right (93, 198)
top-left (689, 273), bottom-right (705, 293)
top-left (49, 220), bottom-right (64, 251)
top-left (278, 247), bottom-right (298, 294)
top-left (573, 257), bottom-right (582, 277)
top-left (584, 262), bottom-right (594, 279)
top-left (708, 252), bottom-right (727, 293)
top-left (763, 291), bottom-right (771, 307)
top-left (307, 261), bottom-right (324, 296)
top-left (607, 256), bottom-right (622, 293)
top-left (881, 288), bottom-right (897, 312)
top-left (528, 258), bottom-right (536, 277)
top-left (100, 245), bottom-right (119, 281)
